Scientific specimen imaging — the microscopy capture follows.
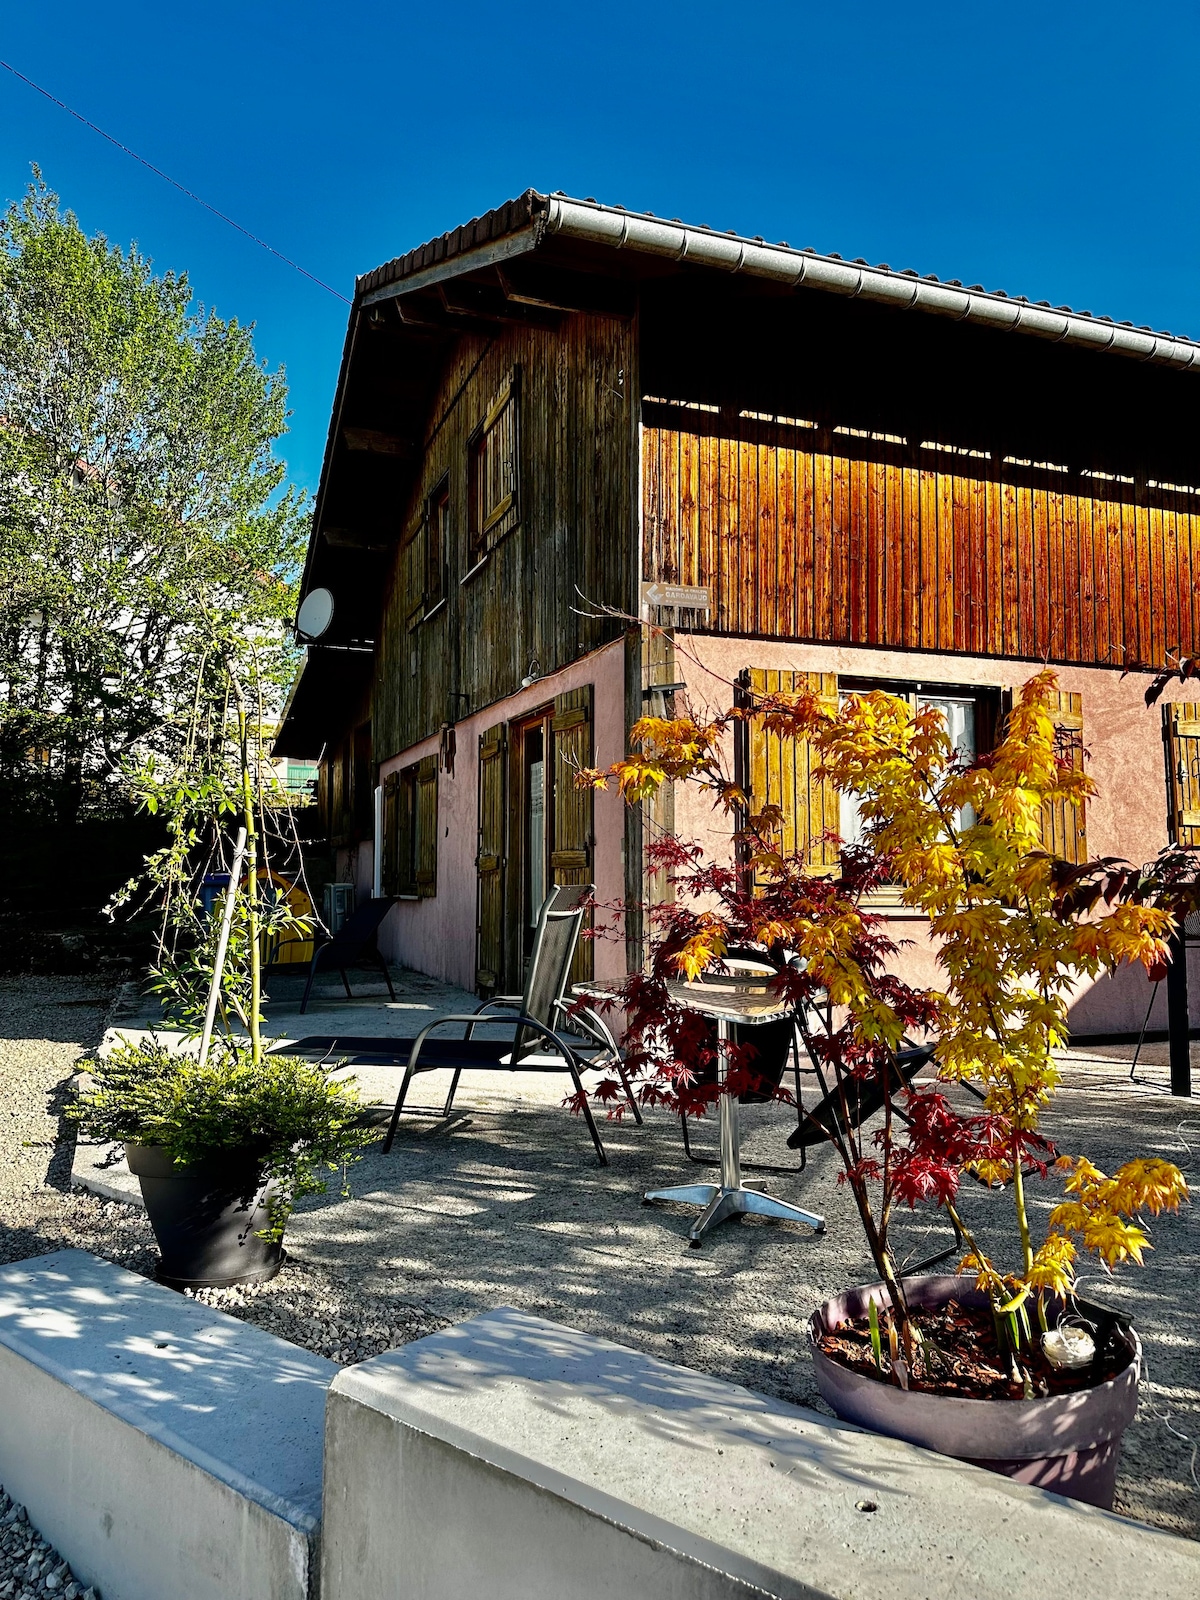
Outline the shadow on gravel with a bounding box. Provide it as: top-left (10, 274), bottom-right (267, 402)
top-left (42, 1074), bottom-right (83, 1193)
top-left (0, 981), bottom-right (112, 1044)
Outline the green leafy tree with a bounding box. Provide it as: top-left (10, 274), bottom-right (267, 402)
top-left (0, 174), bottom-right (306, 823)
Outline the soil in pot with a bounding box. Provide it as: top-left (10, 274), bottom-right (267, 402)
top-left (815, 1295), bottom-right (1132, 1401)
top-left (809, 1276), bottom-right (1141, 1509)
top-left (125, 1142), bottom-right (284, 1291)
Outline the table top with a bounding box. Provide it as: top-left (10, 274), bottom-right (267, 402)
top-left (573, 976), bottom-right (789, 1027)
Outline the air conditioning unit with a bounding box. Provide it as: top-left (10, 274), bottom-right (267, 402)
top-left (323, 883), bottom-right (356, 935)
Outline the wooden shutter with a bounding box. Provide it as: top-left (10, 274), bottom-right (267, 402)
top-left (476, 723), bottom-right (507, 990)
top-left (552, 685), bottom-right (594, 982)
top-left (747, 669), bottom-right (840, 878)
top-left (415, 754), bottom-right (438, 898)
top-left (381, 771), bottom-right (400, 894)
top-left (1039, 691), bottom-right (1087, 863)
top-left (481, 370), bottom-right (519, 539)
top-left (1165, 703), bottom-right (1200, 847)
top-left (395, 770), bottom-right (417, 895)
top-left (402, 515), bottom-right (425, 625)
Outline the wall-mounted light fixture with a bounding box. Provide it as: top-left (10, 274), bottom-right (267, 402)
top-left (520, 657), bottom-right (542, 690)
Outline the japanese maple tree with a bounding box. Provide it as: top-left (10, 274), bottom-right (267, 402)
top-left (585, 668), bottom-right (1188, 1380)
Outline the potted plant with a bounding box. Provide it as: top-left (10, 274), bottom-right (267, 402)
top-left (88, 627), bottom-right (371, 1289)
top-left (583, 667), bottom-right (1188, 1508)
top-left (73, 1038), bottom-right (373, 1289)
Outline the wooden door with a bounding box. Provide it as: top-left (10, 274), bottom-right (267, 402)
top-left (551, 685), bottom-right (594, 982)
top-left (512, 711), bottom-right (553, 972)
top-left (476, 723), bottom-right (507, 991)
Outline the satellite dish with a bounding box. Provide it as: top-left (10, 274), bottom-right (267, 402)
top-left (296, 588), bottom-right (335, 641)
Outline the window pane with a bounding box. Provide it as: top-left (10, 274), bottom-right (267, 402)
top-left (838, 690), bottom-right (867, 846)
top-left (920, 695), bottom-right (977, 830)
top-left (528, 756), bottom-right (545, 923)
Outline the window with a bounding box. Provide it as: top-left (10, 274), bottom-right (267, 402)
top-left (838, 682), bottom-right (998, 847)
top-left (744, 668), bottom-right (1088, 886)
top-left (402, 478), bottom-right (449, 626)
top-left (468, 369), bottom-right (520, 566)
top-left (426, 478), bottom-right (449, 610)
top-left (382, 754), bottom-right (438, 898)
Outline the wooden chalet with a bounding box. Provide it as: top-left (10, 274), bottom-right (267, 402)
top-left (276, 191), bottom-right (1200, 1030)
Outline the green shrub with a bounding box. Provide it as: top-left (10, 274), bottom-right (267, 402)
top-left (73, 1039), bottom-right (374, 1237)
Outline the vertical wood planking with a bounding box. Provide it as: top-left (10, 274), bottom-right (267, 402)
top-left (776, 439), bottom-right (797, 639)
top-left (640, 420), bottom-right (1200, 669)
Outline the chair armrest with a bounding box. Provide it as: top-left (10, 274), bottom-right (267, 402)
top-left (557, 1000), bottom-right (621, 1065)
top-left (403, 1014), bottom-right (582, 1074)
top-left (467, 998), bottom-right (527, 1040)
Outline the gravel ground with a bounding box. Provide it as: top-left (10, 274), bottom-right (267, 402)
top-left (0, 1490), bottom-right (95, 1600)
top-left (1, 973), bottom-right (1198, 1563)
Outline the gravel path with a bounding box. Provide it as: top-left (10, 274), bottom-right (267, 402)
top-left (1, 974), bottom-right (1197, 1567)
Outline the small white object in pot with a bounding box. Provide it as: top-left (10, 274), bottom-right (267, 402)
top-left (1042, 1325), bottom-right (1095, 1369)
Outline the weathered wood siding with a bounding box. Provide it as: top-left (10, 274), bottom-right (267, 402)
top-left (375, 315), bottom-right (634, 762)
top-left (643, 413), bottom-right (1200, 668)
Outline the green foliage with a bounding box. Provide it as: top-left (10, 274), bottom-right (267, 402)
top-left (73, 1039), bottom-right (374, 1239)
top-left (867, 1297), bottom-right (883, 1372)
top-left (0, 173), bottom-right (307, 823)
top-left (109, 646), bottom-right (316, 1051)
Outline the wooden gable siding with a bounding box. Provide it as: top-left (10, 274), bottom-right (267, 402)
top-left (375, 314), bottom-right (634, 762)
top-left (642, 419), bottom-right (1200, 668)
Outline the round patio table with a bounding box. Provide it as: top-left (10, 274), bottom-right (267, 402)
top-left (573, 976), bottom-right (826, 1246)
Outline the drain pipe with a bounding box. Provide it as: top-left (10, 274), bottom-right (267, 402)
top-left (542, 197), bottom-right (1200, 371)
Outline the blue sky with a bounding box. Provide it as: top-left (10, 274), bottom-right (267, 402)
top-left (2, 2), bottom-right (1197, 495)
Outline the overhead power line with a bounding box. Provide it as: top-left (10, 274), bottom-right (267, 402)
top-left (0, 58), bottom-right (352, 304)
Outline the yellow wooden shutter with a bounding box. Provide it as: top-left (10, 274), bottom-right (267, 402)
top-left (747, 669), bottom-right (840, 879)
top-left (475, 723), bottom-right (507, 990)
top-left (552, 684), bottom-right (594, 982)
top-left (415, 754), bottom-right (438, 897)
top-left (1039, 691), bottom-right (1087, 863)
top-left (1165, 703), bottom-right (1200, 847)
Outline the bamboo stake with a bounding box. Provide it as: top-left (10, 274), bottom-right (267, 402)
top-left (197, 826), bottom-right (248, 1068)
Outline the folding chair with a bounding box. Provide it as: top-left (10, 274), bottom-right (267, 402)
top-left (284, 886), bottom-right (638, 1164)
top-left (298, 896), bottom-right (396, 1014)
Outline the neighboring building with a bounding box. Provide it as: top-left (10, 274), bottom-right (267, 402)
top-left (275, 192), bottom-right (1200, 1030)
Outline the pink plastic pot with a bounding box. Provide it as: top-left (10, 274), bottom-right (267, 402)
top-left (809, 1275), bottom-right (1141, 1509)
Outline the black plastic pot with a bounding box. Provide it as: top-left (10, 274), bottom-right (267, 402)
top-left (125, 1142), bottom-right (284, 1291)
top-left (809, 1275), bottom-right (1141, 1509)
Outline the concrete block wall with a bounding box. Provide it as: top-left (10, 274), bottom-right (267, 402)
top-left (0, 1252), bottom-right (333, 1600)
top-left (3, 1255), bottom-right (1200, 1600)
top-left (321, 1306), bottom-right (1200, 1600)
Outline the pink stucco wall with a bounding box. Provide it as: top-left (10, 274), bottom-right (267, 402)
top-left (375, 638), bottom-right (627, 992)
top-left (672, 635), bottom-right (1200, 1036)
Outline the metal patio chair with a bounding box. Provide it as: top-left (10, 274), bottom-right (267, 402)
top-left (298, 895), bottom-right (396, 1014)
top-left (290, 885), bottom-right (639, 1164)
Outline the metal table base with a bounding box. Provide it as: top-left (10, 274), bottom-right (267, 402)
top-left (644, 1016), bottom-right (826, 1245)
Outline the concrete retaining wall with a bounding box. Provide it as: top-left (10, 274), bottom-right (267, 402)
top-left (0, 1251), bottom-right (334, 1600)
top-left (321, 1306), bottom-right (1200, 1600)
top-left (3, 1259), bottom-right (1199, 1600)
